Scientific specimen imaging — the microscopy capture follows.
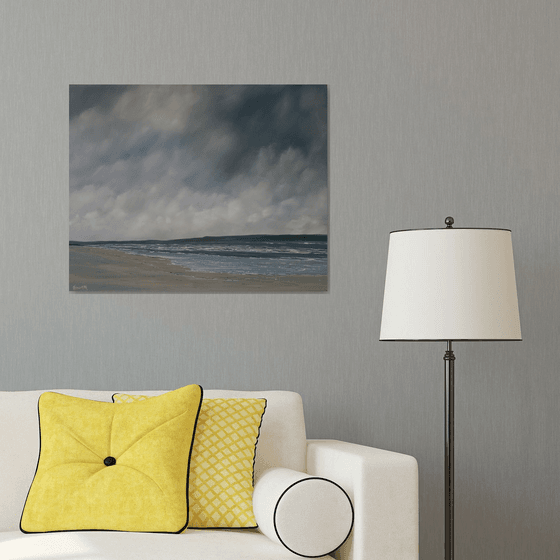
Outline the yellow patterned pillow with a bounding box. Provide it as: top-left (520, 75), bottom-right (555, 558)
top-left (113, 394), bottom-right (267, 528)
top-left (21, 385), bottom-right (203, 533)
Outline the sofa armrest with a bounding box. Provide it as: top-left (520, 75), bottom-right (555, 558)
top-left (306, 440), bottom-right (418, 560)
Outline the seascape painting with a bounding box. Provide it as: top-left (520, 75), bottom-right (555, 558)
top-left (69, 85), bottom-right (328, 292)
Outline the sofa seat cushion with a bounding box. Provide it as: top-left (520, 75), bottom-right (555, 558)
top-left (0, 530), bottom-right (334, 559)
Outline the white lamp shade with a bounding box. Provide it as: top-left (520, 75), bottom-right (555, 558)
top-left (380, 228), bottom-right (522, 341)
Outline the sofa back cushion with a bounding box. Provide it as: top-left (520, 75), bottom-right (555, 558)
top-left (0, 389), bottom-right (306, 532)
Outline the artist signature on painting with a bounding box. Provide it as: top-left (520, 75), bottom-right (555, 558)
top-left (72, 285), bottom-right (88, 291)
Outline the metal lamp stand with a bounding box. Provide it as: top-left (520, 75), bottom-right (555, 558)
top-left (444, 340), bottom-right (455, 560)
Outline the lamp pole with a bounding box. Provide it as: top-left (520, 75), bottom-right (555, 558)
top-left (444, 340), bottom-right (455, 560)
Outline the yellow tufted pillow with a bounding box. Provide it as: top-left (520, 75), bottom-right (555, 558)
top-left (113, 394), bottom-right (266, 529)
top-left (20, 384), bottom-right (203, 533)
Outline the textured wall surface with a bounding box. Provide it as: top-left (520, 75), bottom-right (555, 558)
top-left (1, 1), bottom-right (559, 558)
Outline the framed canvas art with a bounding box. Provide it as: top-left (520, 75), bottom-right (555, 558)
top-left (69, 85), bottom-right (328, 293)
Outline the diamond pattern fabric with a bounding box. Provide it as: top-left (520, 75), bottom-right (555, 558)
top-left (113, 394), bottom-right (266, 528)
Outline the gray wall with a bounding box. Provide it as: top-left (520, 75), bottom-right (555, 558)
top-left (1, 1), bottom-right (558, 558)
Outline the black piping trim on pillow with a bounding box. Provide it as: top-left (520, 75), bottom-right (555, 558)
top-left (20, 386), bottom-right (204, 535)
top-left (19, 392), bottom-right (45, 534)
top-left (184, 385), bottom-right (204, 532)
top-left (252, 398), bottom-right (267, 487)
top-left (188, 396), bottom-right (267, 531)
top-left (272, 476), bottom-right (355, 558)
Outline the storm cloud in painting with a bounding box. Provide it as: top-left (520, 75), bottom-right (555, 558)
top-left (69, 85), bottom-right (327, 242)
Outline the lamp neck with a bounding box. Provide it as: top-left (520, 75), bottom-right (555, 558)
top-left (445, 340), bottom-right (455, 358)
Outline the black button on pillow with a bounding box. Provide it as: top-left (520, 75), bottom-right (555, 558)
top-left (104, 456), bottom-right (116, 466)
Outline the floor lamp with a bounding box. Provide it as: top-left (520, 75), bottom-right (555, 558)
top-left (379, 217), bottom-right (521, 560)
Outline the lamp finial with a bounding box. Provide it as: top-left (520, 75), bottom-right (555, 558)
top-left (445, 216), bottom-right (454, 228)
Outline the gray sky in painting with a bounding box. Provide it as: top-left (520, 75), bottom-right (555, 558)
top-left (69, 85), bottom-right (327, 241)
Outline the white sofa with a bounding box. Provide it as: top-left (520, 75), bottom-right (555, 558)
top-left (0, 389), bottom-right (418, 560)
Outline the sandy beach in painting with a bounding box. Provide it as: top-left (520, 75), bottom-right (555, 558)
top-left (70, 247), bottom-right (327, 293)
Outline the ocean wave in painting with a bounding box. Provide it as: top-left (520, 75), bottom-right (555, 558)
top-left (70, 235), bottom-right (327, 276)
